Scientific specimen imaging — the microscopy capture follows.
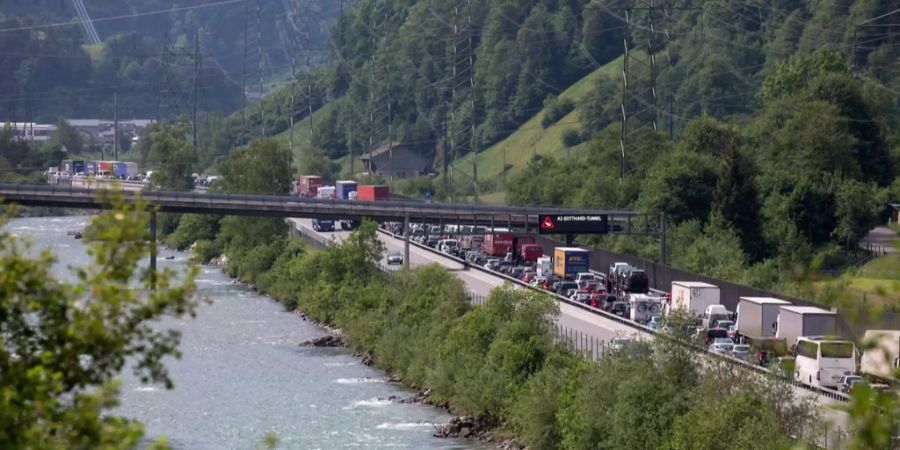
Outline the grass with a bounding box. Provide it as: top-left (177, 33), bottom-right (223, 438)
top-left (446, 53), bottom-right (632, 198)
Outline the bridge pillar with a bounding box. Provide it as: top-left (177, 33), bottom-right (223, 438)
top-left (150, 210), bottom-right (157, 289)
top-left (403, 214), bottom-right (410, 268)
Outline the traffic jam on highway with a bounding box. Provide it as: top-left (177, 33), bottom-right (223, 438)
top-left (294, 174), bottom-right (897, 395)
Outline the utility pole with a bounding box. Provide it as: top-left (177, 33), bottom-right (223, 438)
top-left (305, 0), bottom-right (314, 142)
top-left (256, 0), bottom-right (265, 138)
top-left (113, 90), bottom-right (118, 160)
top-left (467, 0), bottom-right (478, 202)
top-left (448, 4), bottom-right (460, 204)
top-left (192, 31), bottom-right (200, 155)
top-left (289, 17), bottom-right (296, 155)
top-left (647, 0), bottom-right (657, 131)
top-left (619, 7), bottom-right (630, 182)
top-left (384, 0), bottom-right (394, 190)
top-left (241, 0), bottom-right (249, 128)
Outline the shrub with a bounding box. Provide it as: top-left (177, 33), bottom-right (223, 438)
top-left (542, 95), bottom-right (575, 128)
top-left (562, 128), bottom-right (583, 147)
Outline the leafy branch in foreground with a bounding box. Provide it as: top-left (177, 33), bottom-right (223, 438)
top-left (0, 191), bottom-right (198, 449)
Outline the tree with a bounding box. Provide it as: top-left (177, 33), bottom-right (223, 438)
top-left (145, 120), bottom-right (196, 191)
top-left (711, 140), bottom-right (764, 259)
top-left (638, 149), bottom-right (718, 223)
top-left (45, 119), bottom-right (83, 155)
top-left (0, 193), bottom-right (198, 448)
top-left (677, 116), bottom-right (736, 157)
top-left (759, 50), bottom-right (847, 105)
top-left (218, 139), bottom-right (293, 195)
top-left (669, 391), bottom-right (790, 450)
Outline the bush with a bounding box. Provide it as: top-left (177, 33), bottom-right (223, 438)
top-left (541, 95), bottom-right (575, 128)
top-left (561, 128), bottom-right (583, 147)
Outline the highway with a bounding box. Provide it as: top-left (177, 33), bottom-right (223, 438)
top-left (288, 217), bottom-right (853, 446)
top-left (289, 218), bottom-right (640, 343)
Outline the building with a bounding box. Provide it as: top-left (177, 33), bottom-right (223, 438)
top-left (67, 119), bottom-right (155, 144)
top-left (359, 143), bottom-right (431, 179)
top-left (5, 122), bottom-right (57, 143)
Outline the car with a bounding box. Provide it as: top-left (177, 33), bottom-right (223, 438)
top-left (571, 292), bottom-right (592, 304)
top-left (484, 258), bottom-right (501, 270)
top-left (386, 251), bottom-right (403, 265)
top-left (732, 344), bottom-right (752, 361)
top-left (838, 375), bottom-right (864, 394)
top-left (610, 302), bottom-right (629, 317)
top-left (727, 324), bottom-right (737, 339)
top-left (575, 272), bottom-right (597, 283)
top-left (713, 319), bottom-right (735, 330)
top-left (647, 315), bottom-right (662, 331)
top-left (556, 281), bottom-right (579, 296)
top-left (622, 269), bottom-right (649, 293)
top-left (703, 328), bottom-right (729, 345)
top-left (530, 276), bottom-right (548, 288)
top-left (589, 292), bottom-right (607, 309)
top-left (709, 338), bottom-right (735, 354)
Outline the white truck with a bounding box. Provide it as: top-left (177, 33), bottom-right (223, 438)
top-left (669, 281), bottom-right (720, 318)
top-left (629, 293), bottom-right (663, 324)
top-left (776, 306), bottom-right (838, 349)
top-left (736, 297), bottom-right (791, 341)
top-left (861, 330), bottom-right (900, 383)
top-left (535, 256), bottom-right (552, 278)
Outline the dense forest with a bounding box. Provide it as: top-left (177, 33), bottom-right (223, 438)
top-left (0, 0), bottom-right (338, 121)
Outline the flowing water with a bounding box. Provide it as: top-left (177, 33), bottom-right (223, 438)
top-left (8, 216), bottom-right (488, 450)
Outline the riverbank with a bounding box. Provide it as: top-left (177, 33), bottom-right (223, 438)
top-left (170, 218), bottom-right (819, 449)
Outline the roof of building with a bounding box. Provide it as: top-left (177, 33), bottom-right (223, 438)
top-left (359, 142), bottom-right (412, 160)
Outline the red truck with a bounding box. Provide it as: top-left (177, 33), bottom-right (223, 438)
top-left (482, 233), bottom-right (543, 264)
top-left (357, 185), bottom-right (390, 201)
top-left (297, 175), bottom-right (324, 197)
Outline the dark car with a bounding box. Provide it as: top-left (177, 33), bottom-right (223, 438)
top-left (703, 328), bottom-right (729, 345)
top-left (556, 281), bottom-right (579, 296)
top-left (610, 302), bottom-right (629, 317)
top-left (623, 269), bottom-right (649, 294)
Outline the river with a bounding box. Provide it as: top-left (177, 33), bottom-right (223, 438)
top-left (7, 216), bottom-right (489, 450)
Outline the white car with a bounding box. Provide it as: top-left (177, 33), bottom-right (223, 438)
top-left (709, 338), bottom-right (734, 354)
top-left (731, 344), bottom-right (751, 361)
top-left (387, 251), bottom-right (403, 265)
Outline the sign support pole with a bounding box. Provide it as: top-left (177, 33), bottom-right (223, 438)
top-left (404, 214), bottom-right (410, 268)
top-left (659, 212), bottom-right (667, 265)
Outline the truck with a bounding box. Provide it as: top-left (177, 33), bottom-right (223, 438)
top-left (669, 281), bottom-right (720, 318)
top-left (535, 256), bottom-right (552, 278)
top-left (357, 185), bottom-right (389, 201)
top-left (333, 180), bottom-right (360, 230)
top-left (735, 297), bottom-right (791, 342)
top-left (98, 161), bottom-right (113, 175)
top-left (113, 162), bottom-right (139, 179)
top-left (553, 247), bottom-right (590, 279)
top-left (628, 293), bottom-right (663, 324)
top-left (861, 330), bottom-right (900, 383)
top-left (316, 186), bottom-right (336, 199)
top-left (297, 175), bottom-right (325, 197)
top-left (481, 233), bottom-right (542, 264)
top-left (311, 218), bottom-right (335, 232)
top-left (776, 306), bottom-right (838, 349)
top-left (85, 161), bottom-right (98, 175)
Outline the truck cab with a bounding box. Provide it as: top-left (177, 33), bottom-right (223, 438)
top-left (312, 218), bottom-right (335, 232)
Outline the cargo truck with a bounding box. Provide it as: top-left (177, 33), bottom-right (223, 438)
top-left (481, 233), bottom-right (542, 263)
top-left (113, 162), bottom-right (139, 179)
top-left (669, 281), bottom-right (720, 317)
top-left (298, 175), bottom-right (325, 197)
top-left (553, 247), bottom-right (590, 279)
top-left (357, 185), bottom-right (389, 201)
top-left (861, 330), bottom-right (900, 384)
top-left (735, 297), bottom-right (791, 344)
top-left (317, 186), bottom-right (335, 199)
top-left (776, 306), bottom-right (838, 350)
top-left (335, 180), bottom-right (360, 230)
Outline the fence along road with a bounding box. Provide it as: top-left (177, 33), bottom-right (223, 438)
top-left (289, 218), bottom-right (852, 447)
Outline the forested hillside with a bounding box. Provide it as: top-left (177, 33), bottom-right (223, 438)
top-left (222, 0), bottom-right (900, 305)
top-left (0, 0), bottom-right (338, 121)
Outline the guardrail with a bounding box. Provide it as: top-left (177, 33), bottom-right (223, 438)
top-left (377, 227), bottom-right (851, 404)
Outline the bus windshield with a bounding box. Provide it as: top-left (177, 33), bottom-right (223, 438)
top-left (820, 342), bottom-right (854, 358)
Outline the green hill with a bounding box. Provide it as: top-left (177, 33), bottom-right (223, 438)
top-left (446, 53), bottom-right (629, 199)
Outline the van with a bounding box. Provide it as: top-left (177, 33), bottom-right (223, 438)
top-left (702, 304), bottom-right (730, 329)
top-left (575, 272), bottom-right (597, 283)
